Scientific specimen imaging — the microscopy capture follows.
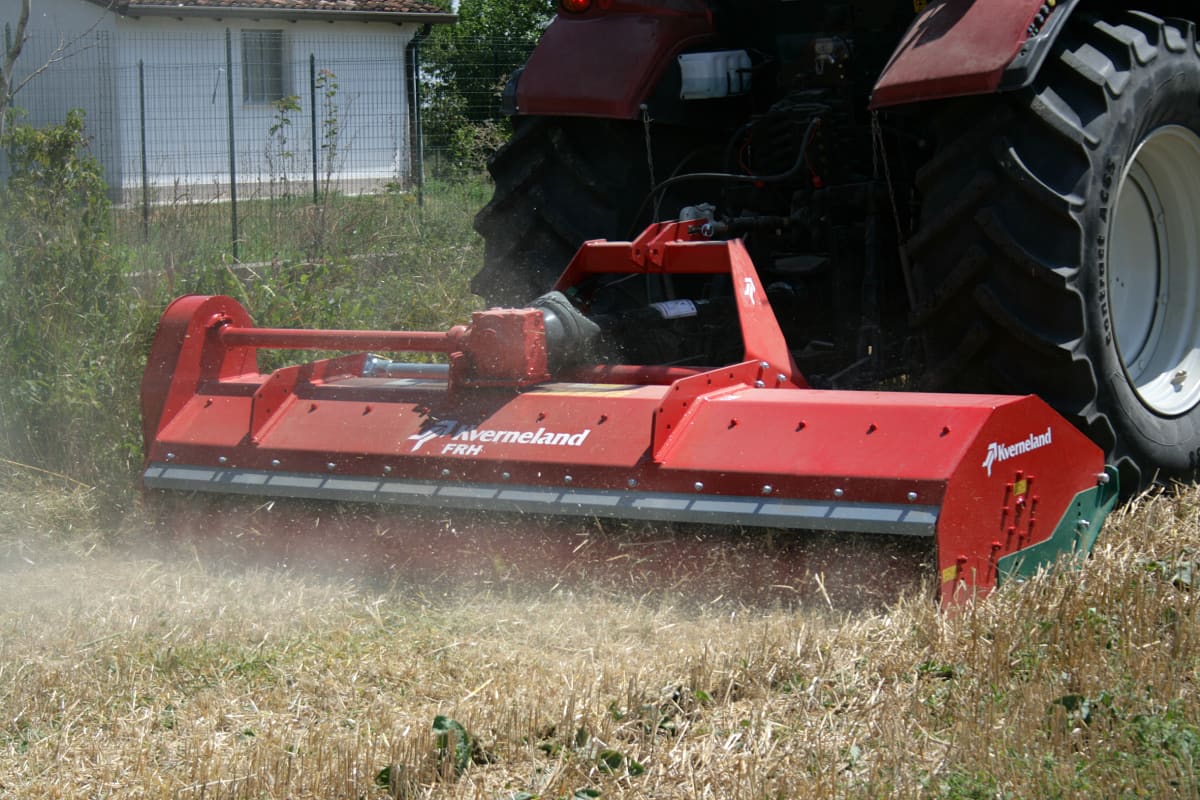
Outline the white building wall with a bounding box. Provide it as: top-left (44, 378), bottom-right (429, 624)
top-left (2, 0), bottom-right (418, 201)
top-left (110, 17), bottom-right (416, 201)
top-left (1, 0), bottom-right (122, 185)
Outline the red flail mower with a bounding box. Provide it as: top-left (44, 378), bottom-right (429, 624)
top-left (141, 223), bottom-right (1118, 604)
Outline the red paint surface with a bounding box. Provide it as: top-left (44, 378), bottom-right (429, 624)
top-left (871, 0), bottom-right (1045, 108)
top-left (517, 1), bottom-right (714, 118)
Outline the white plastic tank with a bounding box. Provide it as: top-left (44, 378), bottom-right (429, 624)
top-left (678, 50), bottom-right (752, 100)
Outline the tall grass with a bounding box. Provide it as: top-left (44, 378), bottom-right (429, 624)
top-left (0, 114), bottom-right (488, 517)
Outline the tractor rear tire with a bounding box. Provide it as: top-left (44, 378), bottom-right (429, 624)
top-left (471, 117), bottom-right (657, 307)
top-left (909, 11), bottom-right (1200, 492)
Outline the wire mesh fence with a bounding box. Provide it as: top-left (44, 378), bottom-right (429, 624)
top-left (2, 26), bottom-right (535, 261)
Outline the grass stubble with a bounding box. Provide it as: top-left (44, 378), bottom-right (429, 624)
top-left (0, 481), bottom-right (1195, 800)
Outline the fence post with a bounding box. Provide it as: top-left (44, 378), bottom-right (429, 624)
top-left (310, 53), bottom-right (319, 204)
top-left (413, 34), bottom-right (424, 208)
top-left (225, 28), bottom-right (240, 261)
top-left (138, 59), bottom-right (149, 238)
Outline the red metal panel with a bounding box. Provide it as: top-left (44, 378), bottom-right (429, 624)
top-left (553, 221), bottom-right (729, 287)
top-left (937, 395), bottom-right (1106, 601)
top-left (151, 378), bottom-right (665, 481)
top-left (140, 295), bottom-right (257, 453)
top-left (871, 0), bottom-right (1044, 109)
top-left (517, 3), bottom-right (714, 118)
top-left (652, 387), bottom-right (994, 497)
top-left (727, 238), bottom-right (801, 387)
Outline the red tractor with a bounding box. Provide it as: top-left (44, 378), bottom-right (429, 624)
top-left (472, 0), bottom-right (1200, 492)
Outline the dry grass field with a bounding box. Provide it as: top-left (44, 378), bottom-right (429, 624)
top-left (0, 477), bottom-right (1196, 799)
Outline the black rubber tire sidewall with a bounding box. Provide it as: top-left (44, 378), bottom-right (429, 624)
top-left (910, 12), bottom-right (1200, 491)
top-left (1080, 46), bottom-right (1200, 477)
top-left (472, 117), bottom-right (692, 306)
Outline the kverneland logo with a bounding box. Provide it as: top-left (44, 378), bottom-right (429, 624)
top-left (408, 419), bottom-right (591, 456)
top-left (982, 427), bottom-right (1053, 477)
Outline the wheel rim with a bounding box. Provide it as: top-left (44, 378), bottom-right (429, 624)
top-left (1109, 125), bottom-right (1200, 416)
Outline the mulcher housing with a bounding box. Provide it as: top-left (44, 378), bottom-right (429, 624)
top-left (142, 223), bottom-right (1119, 603)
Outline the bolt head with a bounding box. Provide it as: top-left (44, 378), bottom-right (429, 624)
top-left (907, 491), bottom-right (918, 502)
top-left (326, 462), bottom-right (336, 471)
top-left (833, 488), bottom-right (845, 498)
top-left (441, 468), bottom-right (451, 477)
top-left (762, 485), bottom-right (773, 495)
top-left (501, 471), bottom-right (511, 481)
top-left (271, 459), bottom-right (281, 468)
top-left (218, 456), bottom-right (228, 465)
top-left (564, 475), bottom-right (573, 484)
top-left (694, 482), bottom-right (704, 492)
top-left (627, 478), bottom-right (638, 488)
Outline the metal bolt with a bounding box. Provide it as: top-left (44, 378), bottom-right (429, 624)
top-left (907, 491), bottom-right (918, 502)
top-left (759, 361), bottom-right (770, 370)
top-left (165, 453), bottom-right (175, 462)
top-left (1173, 370), bottom-right (1188, 387)
top-left (627, 478), bottom-right (638, 488)
top-left (441, 468), bottom-right (451, 478)
top-left (694, 482), bottom-right (705, 492)
top-left (271, 459), bottom-right (281, 468)
top-left (1097, 472), bottom-right (1111, 484)
top-left (777, 373), bottom-right (787, 384)
top-left (762, 485), bottom-right (773, 495)
top-left (501, 471), bottom-right (511, 481)
top-left (564, 475), bottom-right (574, 484)
top-left (383, 466), bottom-right (392, 474)
top-left (755, 380), bottom-right (766, 388)
top-left (326, 462), bottom-right (336, 471)
top-left (218, 456), bottom-right (228, 465)
top-left (833, 488), bottom-right (845, 498)
top-left (1077, 519), bottom-right (1091, 530)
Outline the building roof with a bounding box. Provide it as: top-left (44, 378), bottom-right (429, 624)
top-left (102, 0), bottom-right (457, 23)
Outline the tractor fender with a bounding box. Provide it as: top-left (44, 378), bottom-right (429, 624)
top-left (514, 2), bottom-right (715, 119)
top-left (870, 0), bottom-right (1083, 109)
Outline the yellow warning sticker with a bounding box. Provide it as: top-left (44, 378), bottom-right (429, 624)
top-left (913, 0), bottom-right (928, 12)
top-left (1013, 478), bottom-right (1028, 497)
top-left (941, 564), bottom-right (957, 583)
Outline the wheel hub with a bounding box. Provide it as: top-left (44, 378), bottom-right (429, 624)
top-left (1110, 124), bottom-right (1200, 416)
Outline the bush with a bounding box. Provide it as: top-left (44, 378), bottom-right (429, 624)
top-left (0, 109), bottom-right (150, 508)
top-left (0, 110), bottom-right (490, 522)
top-left (420, 0), bottom-right (553, 174)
